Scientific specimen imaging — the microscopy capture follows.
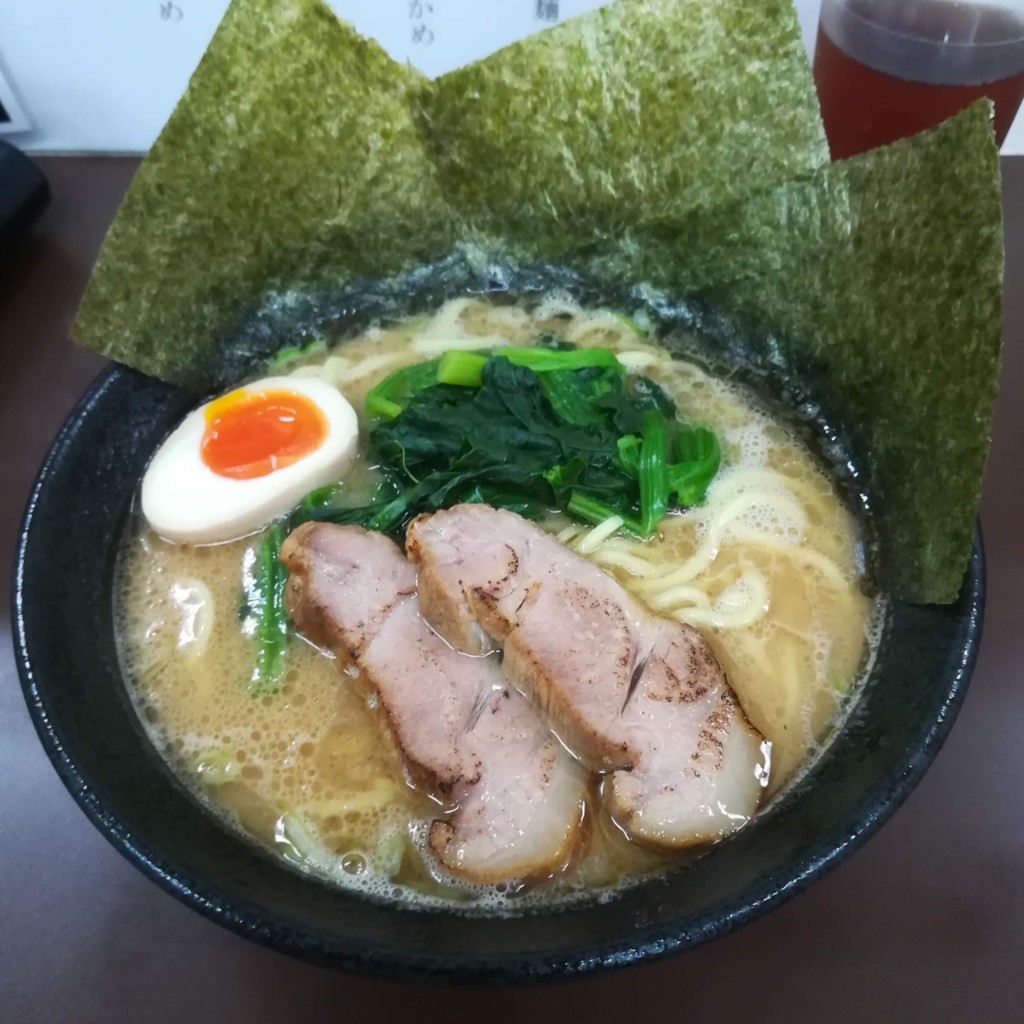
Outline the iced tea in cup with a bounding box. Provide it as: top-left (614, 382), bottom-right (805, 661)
top-left (813, 0), bottom-right (1024, 159)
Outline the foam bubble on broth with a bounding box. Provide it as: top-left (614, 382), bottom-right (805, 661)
top-left (115, 296), bottom-right (878, 910)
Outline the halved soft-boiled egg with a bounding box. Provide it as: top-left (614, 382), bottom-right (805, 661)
top-left (141, 376), bottom-right (358, 544)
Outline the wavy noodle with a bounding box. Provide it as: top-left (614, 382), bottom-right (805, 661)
top-left (647, 583), bottom-right (712, 610)
top-left (468, 304), bottom-right (532, 333)
top-left (590, 549), bottom-right (662, 577)
top-left (277, 813), bottom-right (342, 872)
top-left (576, 516), bottom-right (625, 554)
top-left (709, 467), bottom-right (831, 510)
top-left (769, 544), bottom-right (851, 589)
top-left (674, 570), bottom-right (769, 630)
top-left (334, 351), bottom-right (408, 383)
top-left (419, 296), bottom-right (478, 335)
top-left (287, 354), bottom-right (353, 387)
top-left (287, 364), bottom-right (329, 379)
top-left (533, 293), bottom-right (584, 321)
top-left (635, 490), bottom-right (803, 592)
top-left (321, 354), bottom-right (353, 386)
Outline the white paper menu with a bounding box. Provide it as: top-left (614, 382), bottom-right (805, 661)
top-left (0, 1), bottom-right (1017, 154)
top-left (1, 1), bottom-right (608, 152)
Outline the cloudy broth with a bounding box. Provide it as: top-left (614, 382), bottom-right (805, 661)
top-left (116, 297), bottom-right (877, 911)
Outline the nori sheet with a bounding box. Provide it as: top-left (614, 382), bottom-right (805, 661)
top-left (71, 0), bottom-right (1004, 604)
top-left (73, 0), bottom-right (826, 386)
top-left (590, 103), bottom-right (1001, 604)
top-left (420, 0), bottom-right (826, 253)
top-left (74, 0), bottom-right (457, 386)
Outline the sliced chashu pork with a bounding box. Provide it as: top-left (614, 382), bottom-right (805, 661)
top-left (406, 504), bottom-right (769, 848)
top-left (281, 522), bottom-right (585, 883)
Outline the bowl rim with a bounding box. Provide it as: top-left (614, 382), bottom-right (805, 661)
top-left (12, 364), bottom-right (986, 982)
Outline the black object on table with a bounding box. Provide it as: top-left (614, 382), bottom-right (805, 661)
top-left (0, 140), bottom-right (49, 257)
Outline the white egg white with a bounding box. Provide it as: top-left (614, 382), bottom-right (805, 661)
top-left (141, 375), bottom-right (358, 544)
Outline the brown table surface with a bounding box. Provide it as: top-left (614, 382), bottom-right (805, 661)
top-left (1, 157), bottom-right (1022, 1021)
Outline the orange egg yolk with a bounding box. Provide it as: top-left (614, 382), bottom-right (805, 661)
top-left (201, 388), bottom-right (328, 480)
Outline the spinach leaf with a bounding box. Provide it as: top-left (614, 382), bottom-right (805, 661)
top-left (300, 341), bottom-right (721, 540)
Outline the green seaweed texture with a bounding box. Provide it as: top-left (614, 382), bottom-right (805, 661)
top-left (74, 0), bottom-right (827, 385)
top-left (605, 105), bottom-right (1002, 603)
top-left (72, 0), bottom-right (1003, 604)
top-left (422, 0), bottom-right (827, 251)
top-left (75, 0), bottom-right (455, 386)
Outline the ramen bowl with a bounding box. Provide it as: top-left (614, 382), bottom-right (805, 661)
top-left (12, 313), bottom-right (983, 981)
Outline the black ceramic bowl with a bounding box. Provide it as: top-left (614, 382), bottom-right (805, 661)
top-left (13, 269), bottom-right (983, 982)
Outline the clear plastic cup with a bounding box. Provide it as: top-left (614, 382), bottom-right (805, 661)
top-left (813, 0), bottom-right (1024, 159)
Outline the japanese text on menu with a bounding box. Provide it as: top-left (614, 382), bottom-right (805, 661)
top-left (409, 1), bottom-right (560, 45)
